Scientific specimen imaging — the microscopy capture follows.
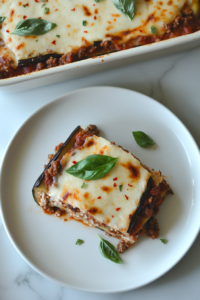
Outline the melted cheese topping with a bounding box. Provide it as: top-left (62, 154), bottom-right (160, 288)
top-left (47, 136), bottom-right (151, 233)
top-left (0, 0), bottom-right (199, 63)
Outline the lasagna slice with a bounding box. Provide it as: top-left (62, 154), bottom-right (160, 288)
top-left (32, 125), bottom-right (172, 253)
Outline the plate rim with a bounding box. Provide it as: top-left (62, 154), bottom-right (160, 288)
top-left (1, 86), bottom-right (200, 293)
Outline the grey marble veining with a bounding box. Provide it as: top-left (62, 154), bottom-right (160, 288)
top-left (0, 44), bottom-right (200, 300)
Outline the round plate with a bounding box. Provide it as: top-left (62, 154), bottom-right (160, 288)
top-left (1, 87), bottom-right (200, 293)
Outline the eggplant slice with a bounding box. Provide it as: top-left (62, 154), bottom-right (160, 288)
top-left (32, 125), bottom-right (81, 205)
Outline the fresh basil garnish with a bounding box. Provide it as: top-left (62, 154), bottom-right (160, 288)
top-left (151, 25), bottom-right (157, 34)
top-left (11, 18), bottom-right (57, 36)
top-left (76, 239), bottom-right (84, 245)
top-left (98, 235), bottom-right (123, 264)
top-left (119, 184), bottom-right (123, 191)
top-left (81, 182), bottom-right (88, 189)
top-left (160, 239), bottom-right (167, 244)
top-left (44, 7), bottom-right (49, 14)
top-left (132, 131), bottom-right (155, 147)
top-left (0, 17), bottom-right (6, 24)
top-left (66, 154), bottom-right (118, 180)
top-left (112, 0), bottom-right (135, 21)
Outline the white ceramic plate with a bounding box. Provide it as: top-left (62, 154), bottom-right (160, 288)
top-left (1, 87), bottom-right (200, 293)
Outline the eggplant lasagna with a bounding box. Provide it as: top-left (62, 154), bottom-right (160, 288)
top-left (32, 125), bottom-right (172, 253)
top-left (0, 0), bottom-right (200, 79)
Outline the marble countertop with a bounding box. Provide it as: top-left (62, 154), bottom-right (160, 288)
top-left (0, 45), bottom-right (200, 299)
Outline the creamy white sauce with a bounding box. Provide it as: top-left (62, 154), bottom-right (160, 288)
top-left (47, 136), bottom-right (151, 233)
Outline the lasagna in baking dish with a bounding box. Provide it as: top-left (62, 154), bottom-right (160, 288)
top-left (32, 125), bottom-right (172, 253)
top-left (0, 0), bottom-right (200, 79)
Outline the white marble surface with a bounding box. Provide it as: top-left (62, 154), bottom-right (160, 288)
top-left (0, 45), bottom-right (200, 299)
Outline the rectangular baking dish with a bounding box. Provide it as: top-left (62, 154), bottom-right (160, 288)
top-left (1, 30), bottom-right (200, 93)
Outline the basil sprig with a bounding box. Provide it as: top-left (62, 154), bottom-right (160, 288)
top-left (98, 235), bottom-right (123, 264)
top-left (11, 18), bottom-right (57, 36)
top-left (112, 0), bottom-right (135, 21)
top-left (66, 154), bottom-right (118, 180)
top-left (132, 131), bottom-right (155, 147)
top-left (76, 239), bottom-right (84, 245)
top-left (151, 25), bottom-right (157, 34)
top-left (0, 17), bottom-right (6, 24)
top-left (160, 239), bottom-right (167, 244)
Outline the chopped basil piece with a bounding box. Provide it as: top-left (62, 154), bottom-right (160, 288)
top-left (82, 20), bottom-right (87, 26)
top-left (36, 39), bottom-right (38, 42)
top-left (11, 18), bottom-right (57, 36)
top-left (132, 131), bottom-right (155, 147)
top-left (119, 184), bottom-right (123, 191)
top-left (112, 0), bottom-right (135, 21)
top-left (95, 0), bottom-right (103, 2)
top-left (56, 34), bottom-right (60, 38)
top-left (22, 5), bottom-right (26, 8)
top-left (66, 154), bottom-right (118, 180)
top-left (41, 4), bottom-right (46, 7)
top-left (44, 7), bottom-right (49, 14)
top-left (160, 239), bottom-right (167, 244)
top-left (98, 235), bottom-right (123, 264)
top-left (0, 17), bottom-right (6, 24)
top-left (76, 239), bottom-right (84, 245)
top-left (81, 182), bottom-right (88, 189)
top-left (151, 25), bottom-right (157, 34)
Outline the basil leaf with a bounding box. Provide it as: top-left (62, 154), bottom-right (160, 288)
top-left (160, 239), bottom-right (167, 244)
top-left (132, 131), bottom-right (155, 147)
top-left (98, 235), bottom-right (123, 264)
top-left (66, 154), bottom-right (118, 180)
top-left (112, 0), bottom-right (135, 21)
top-left (119, 184), bottom-right (123, 191)
top-left (95, 0), bottom-right (103, 2)
top-left (76, 239), bottom-right (84, 245)
top-left (81, 182), bottom-right (88, 189)
top-left (11, 18), bottom-right (57, 36)
top-left (44, 7), bottom-right (49, 14)
top-left (151, 25), bottom-right (157, 34)
top-left (0, 17), bottom-right (6, 24)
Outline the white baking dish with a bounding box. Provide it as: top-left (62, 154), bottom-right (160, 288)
top-left (1, 31), bottom-right (200, 92)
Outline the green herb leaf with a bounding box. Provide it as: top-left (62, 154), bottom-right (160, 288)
top-left (132, 131), bottom-right (155, 147)
top-left (95, 0), bottom-right (103, 2)
top-left (44, 7), bottom-right (49, 14)
top-left (76, 239), bottom-right (84, 245)
top-left (119, 184), bottom-right (123, 191)
top-left (81, 182), bottom-right (88, 189)
top-left (41, 4), bottom-right (46, 7)
top-left (56, 34), bottom-right (60, 38)
top-left (98, 235), bottom-right (123, 264)
top-left (0, 17), bottom-right (6, 24)
top-left (82, 20), bottom-right (87, 26)
top-left (36, 39), bottom-right (38, 42)
top-left (151, 25), bottom-right (157, 34)
top-left (66, 154), bottom-right (118, 180)
top-left (160, 239), bottom-right (167, 244)
top-left (11, 18), bottom-right (57, 36)
top-left (112, 0), bottom-right (135, 20)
